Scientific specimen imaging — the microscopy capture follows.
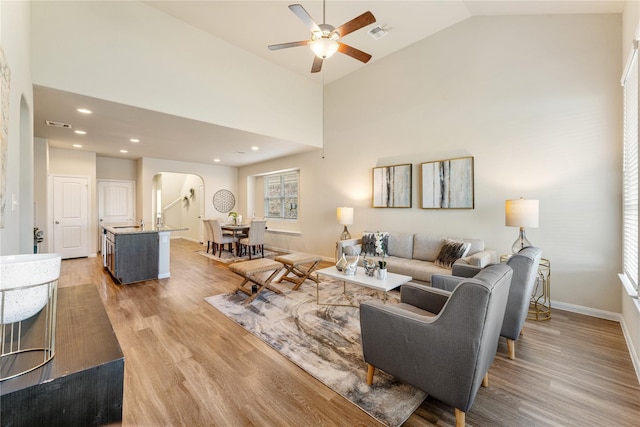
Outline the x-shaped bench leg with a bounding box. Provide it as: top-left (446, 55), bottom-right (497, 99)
top-left (277, 260), bottom-right (321, 290)
top-left (236, 268), bottom-right (283, 304)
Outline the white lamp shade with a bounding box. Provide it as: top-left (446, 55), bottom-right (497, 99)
top-left (337, 207), bottom-right (354, 225)
top-left (505, 199), bottom-right (539, 228)
top-left (310, 38), bottom-right (339, 59)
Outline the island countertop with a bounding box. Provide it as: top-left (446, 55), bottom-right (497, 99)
top-left (101, 223), bottom-right (188, 283)
top-left (101, 223), bottom-right (188, 235)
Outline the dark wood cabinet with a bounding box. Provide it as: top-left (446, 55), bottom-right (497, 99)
top-left (105, 231), bottom-right (159, 284)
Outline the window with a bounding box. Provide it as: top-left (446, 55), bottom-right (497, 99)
top-left (622, 40), bottom-right (639, 292)
top-left (264, 171), bottom-right (298, 220)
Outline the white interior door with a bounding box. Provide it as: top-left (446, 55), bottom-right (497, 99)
top-left (98, 180), bottom-right (135, 225)
top-left (52, 175), bottom-right (89, 259)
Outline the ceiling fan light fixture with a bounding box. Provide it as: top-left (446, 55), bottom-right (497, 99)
top-left (310, 37), bottom-right (339, 59)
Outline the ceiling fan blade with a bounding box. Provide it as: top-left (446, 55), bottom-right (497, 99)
top-left (289, 4), bottom-right (320, 33)
top-left (335, 11), bottom-right (376, 38)
top-left (311, 56), bottom-right (323, 73)
top-left (337, 43), bottom-right (372, 63)
top-left (268, 40), bottom-right (310, 51)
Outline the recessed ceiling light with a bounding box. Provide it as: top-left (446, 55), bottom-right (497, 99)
top-left (130, 138), bottom-right (140, 143)
top-left (74, 130), bottom-right (87, 135)
top-left (213, 158), bottom-right (221, 163)
top-left (73, 144), bottom-right (82, 148)
top-left (251, 146), bottom-right (259, 151)
top-left (76, 108), bottom-right (92, 114)
top-left (120, 150), bottom-right (128, 153)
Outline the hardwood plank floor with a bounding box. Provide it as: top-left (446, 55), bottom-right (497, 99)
top-left (58, 239), bottom-right (640, 426)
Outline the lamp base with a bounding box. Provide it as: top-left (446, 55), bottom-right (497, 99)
top-left (340, 226), bottom-right (351, 241)
top-left (511, 227), bottom-right (532, 254)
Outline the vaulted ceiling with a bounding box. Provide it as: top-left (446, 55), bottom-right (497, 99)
top-left (33, 1), bottom-right (624, 166)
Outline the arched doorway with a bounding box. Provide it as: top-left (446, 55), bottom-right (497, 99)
top-left (153, 172), bottom-right (204, 243)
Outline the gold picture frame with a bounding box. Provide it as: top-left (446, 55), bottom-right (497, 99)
top-left (372, 164), bottom-right (412, 208)
top-left (420, 156), bottom-right (474, 209)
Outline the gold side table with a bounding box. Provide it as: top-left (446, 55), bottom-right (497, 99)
top-left (500, 255), bottom-right (551, 321)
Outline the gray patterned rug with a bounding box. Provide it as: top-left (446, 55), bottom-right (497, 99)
top-left (205, 279), bottom-right (426, 426)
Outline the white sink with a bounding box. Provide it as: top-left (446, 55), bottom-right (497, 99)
top-left (0, 253), bottom-right (61, 324)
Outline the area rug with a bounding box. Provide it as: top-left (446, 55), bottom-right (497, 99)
top-left (196, 249), bottom-right (278, 264)
top-left (204, 279), bottom-right (426, 427)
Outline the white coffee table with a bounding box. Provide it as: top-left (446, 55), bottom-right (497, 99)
top-left (316, 266), bottom-right (412, 307)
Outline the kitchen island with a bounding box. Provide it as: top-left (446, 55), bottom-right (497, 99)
top-left (101, 223), bottom-right (187, 284)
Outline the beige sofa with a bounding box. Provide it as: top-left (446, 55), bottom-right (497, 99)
top-left (336, 232), bottom-right (497, 284)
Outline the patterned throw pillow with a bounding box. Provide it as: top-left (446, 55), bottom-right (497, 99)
top-left (434, 239), bottom-right (470, 268)
top-left (361, 232), bottom-right (389, 256)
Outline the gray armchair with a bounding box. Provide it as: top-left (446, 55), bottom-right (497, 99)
top-left (432, 246), bottom-right (542, 360)
top-left (360, 264), bottom-right (512, 427)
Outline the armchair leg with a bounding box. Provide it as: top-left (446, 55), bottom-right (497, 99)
top-left (455, 408), bottom-right (465, 427)
top-left (366, 364), bottom-right (375, 385)
top-left (507, 338), bottom-right (516, 360)
top-left (482, 372), bottom-right (489, 388)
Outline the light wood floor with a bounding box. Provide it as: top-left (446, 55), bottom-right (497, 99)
top-left (59, 239), bottom-right (640, 426)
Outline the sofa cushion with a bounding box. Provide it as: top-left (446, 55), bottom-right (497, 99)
top-left (434, 239), bottom-right (470, 268)
top-left (386, 257), bottom-right (451, 283)
top-left (387, 232), bottom-right (414, 259)
top-left (412, 234), bottom-right (445, 262)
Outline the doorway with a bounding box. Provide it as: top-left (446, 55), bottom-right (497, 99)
top-left (51, 175), bottom-right (89, 259)
top-left (153, 172), bottom-right (204, 243)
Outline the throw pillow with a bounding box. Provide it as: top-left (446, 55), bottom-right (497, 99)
top-left (361, 232), bottom-right (389, 256)
top-left (434, 239), bottom-right (469, 268)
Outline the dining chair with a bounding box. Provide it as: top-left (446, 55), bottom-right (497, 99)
top-left (238, 220), bottom-right (267, 259)
top-left (202, 219), bottom-right (215, 253)
top-left (209, 219), bottom-right (236, 257)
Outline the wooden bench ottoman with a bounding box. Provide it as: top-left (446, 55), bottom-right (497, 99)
top-left (275, 253), bottom-right (322, 290)
top-left (229, 258), bottom-right (284, 304)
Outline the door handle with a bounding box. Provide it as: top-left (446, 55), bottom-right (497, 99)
top-left (55, 221), bottom-right (60, 224)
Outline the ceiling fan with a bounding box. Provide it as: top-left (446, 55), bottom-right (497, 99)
top-left (268, 2), bottom-right (376, 73)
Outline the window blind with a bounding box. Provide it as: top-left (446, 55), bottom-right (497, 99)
top-left (623, 43), bottom-right (639, 291)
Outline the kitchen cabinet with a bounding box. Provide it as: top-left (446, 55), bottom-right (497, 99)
top-left (104, 229), bottom-right (159, 284)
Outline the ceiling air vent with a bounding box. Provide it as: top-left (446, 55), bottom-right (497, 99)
top-left (45, 120), bottom-right (72, 129)
top-left (368, 25), bottom-right (388, 40)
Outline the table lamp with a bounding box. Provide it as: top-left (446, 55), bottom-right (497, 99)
top-left (505, 198), bottom-right (539, 253)
top-left (337, 207), bottom-right (354, 240)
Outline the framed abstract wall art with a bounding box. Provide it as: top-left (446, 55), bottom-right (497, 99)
top-left (420, 156), bottom-right (474, 209)
top-left (372, 164), bottom-right (412, 208)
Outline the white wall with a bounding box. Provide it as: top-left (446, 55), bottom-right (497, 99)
top-left (97, 156), bottom-right (137, 181)
top-left (0, 1), bottom-right (32, 255)
top-left (30, 0), bottom-right (322, 149)
top-left (34, 138), bottom-right (48, 251)
top-left (239, 14), bottom-right (622, 313)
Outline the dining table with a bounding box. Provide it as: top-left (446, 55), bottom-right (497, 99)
top-left (221, 224), bottom-right (250, 255)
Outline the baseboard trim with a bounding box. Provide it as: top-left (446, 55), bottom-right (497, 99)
top-left (552, 300), bottom-right (621, 322)
top-left (619, 315), bottom-right (640, 385)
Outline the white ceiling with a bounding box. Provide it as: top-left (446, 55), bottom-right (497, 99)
top-left (33, 1), bottom-right (624, 167)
